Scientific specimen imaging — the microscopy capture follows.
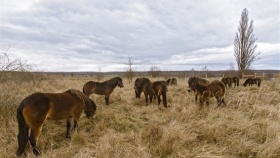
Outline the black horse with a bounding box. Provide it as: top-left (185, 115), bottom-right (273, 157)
top-left (243, 78), bottom-right (261, 87)
top-left (83, 77), bottom-right (124, 105)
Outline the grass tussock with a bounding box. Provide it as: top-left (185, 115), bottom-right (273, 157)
top-left (1, 74), bottom-right (280, 158)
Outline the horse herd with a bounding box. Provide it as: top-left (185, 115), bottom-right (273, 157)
top-left (16, 76), bottom-right (261, 156)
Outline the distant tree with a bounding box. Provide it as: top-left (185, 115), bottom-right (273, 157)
top-left (124, 56), bottom-right (135, 83)
top-left (148, 66), bottom-right (161, 78)
top-left (97, 66), bottom-right (103, 82)
top-left (234, 8), bottom-right (260, 71)
top-left (201, 66), bottom-right (208, 78)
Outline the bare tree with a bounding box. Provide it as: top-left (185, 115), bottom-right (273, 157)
top-left (148, 66), bottom-right (161, 78)
top-left (97, 66), bottom-right (103, 82)
top-left (234, 8), bottom-right (260, 71)
top-left (201, 66), bottom-right (208, 78)
top-left (125, 56), bottom-right (135, 83)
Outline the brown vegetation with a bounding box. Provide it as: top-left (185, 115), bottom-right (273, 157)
top-left (1, 73), bottom-right (280, 157)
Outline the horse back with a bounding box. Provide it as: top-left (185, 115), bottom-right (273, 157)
top-left (142, 80), bottom-right (154, 95)
top-left (45, 92), bottom-right (85, 120)
top-left (152, 81), bottom-right (167, 95)
top-left (209, 80), bottom-right (225, 96)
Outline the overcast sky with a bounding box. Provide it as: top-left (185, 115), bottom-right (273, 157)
top-left (1, 0), bottom-right (279, 72)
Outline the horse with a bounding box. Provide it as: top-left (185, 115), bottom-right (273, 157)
top-left (152, 81), bottom-right (168, 107)
top-left (187, 77), bottom-right (210, 103)
top-left (138, 79), bottom-right (155, 105)
top-left (166, 78), bottom-right (177, 86)
top-left (221, 77), bottom-right (233, 88)
top-left (16, 89), bottom-right (97, 157)
top-left (243, 78), bottom-right (261, 87)
top-left (83, 77), bottom-right (124, 105)
top-left (134, 77), bottom-right (151, 98)
top-left (232, 77), bottom-right (240, 87)
top-left (188, 77), bottom-right (226, 106)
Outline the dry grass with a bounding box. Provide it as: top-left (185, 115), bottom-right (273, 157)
top-left (1, 74), bottom-right (280, 158)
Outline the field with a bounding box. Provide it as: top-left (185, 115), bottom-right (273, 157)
top-left (1, 74), bottom-right (280, 158)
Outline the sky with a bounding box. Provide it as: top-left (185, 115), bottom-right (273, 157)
top-left (1, 0), bottom-right (279, 72)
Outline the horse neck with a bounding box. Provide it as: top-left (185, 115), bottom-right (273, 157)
top-left (106, 79), bottom-right (118, 87)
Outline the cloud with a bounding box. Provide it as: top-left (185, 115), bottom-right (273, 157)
top-left (1, 0), bottom-right (279, 72)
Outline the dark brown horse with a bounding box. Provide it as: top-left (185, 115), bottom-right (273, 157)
top-left (232, 77), bottom-right (240, 87)
top-left (134, 77), bottom-right (151, 98)
top-left (138, 79), bottom-right (155, 105)
top-left (187, 77), bottom-right (210, 103)
top-left (188, 77), bottom-right (226, 106)
top-left (221, 77), bottom-right (233, 88)
top-left (16, 89), bottom-right (96, 157)
top-left (152, 81), bottom-right (168, 107)
top-left (243, 78), bottom-right (261, 87)
top-left (166, 78), bottom-right (177, 86)
top-left (83, 77), bottom-right (124, 105)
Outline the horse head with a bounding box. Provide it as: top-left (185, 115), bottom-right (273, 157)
top-left (117, 77), bottom-right (124, 88)
top-left (84, 98), bottom-right (97, 118)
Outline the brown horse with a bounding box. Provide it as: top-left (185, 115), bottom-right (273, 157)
top-left (83, 77), bottom-right (124, 105)
top-left (139, 79), bottom-right (155, 105)
top-left (243, 78), bottom-right (261, 87)
top-left (188, 77), bottom-right (226, 106)
top-left (187, 77), bottom-right (210, 103)
top-left (16, 89), bottom-right (96, 157)
top-left (152, 81), bottom-right (168, 107)
top-left (166, 78), bottom-right (177, 86)
top-left (134, 77), bottom-right (151, 98)
top-left (221, 77), bottom-right (233, 88)
top-left (232, 77), bottom-right (240, 87)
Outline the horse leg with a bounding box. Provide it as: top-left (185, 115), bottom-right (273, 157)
top-left (222, 98), bottom-right (226, 106)
top-left (145, 94), bottom-right (149, 105)
top-left (73, 119), bottom-right (79, 131)
top-left (66, 118), bottom-right (72, 138)
top-left (157, 95), bottom-right (161, 105)
top-left (29, 126), bottom-right (42, 156)
top-left (105, 95), bottom-right (110, 105)
top-left (149, 95), bottom-right (153, 103)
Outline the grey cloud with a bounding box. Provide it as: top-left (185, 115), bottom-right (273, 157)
top-left (1, 0), bottom-right (279, 72)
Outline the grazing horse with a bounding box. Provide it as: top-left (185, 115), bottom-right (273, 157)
top-left (16, 89), bottom-right (96, 157)
top-left (134, 77), bottom-right (151, 98)
top-left (232, 77), bottom-right (240, 87)
top-left (221, 77), bottom-right (233, 88)
top-left (188, 77), bottom-right (226, 106)
top-left (187, 77), bottom-right (210, 103)
top-left (243, 78), bottom-right (261, 87)
top-left (83, 77), bottom-right (124, 105)
top-left (152, 81), bottom-right (168, 107)
top-left (166, 78), bottom-right (177, 86)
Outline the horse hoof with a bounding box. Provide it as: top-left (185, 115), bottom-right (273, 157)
top-left (16, 151), bottom-right (26, 157)
top-left (33, 148), bottom-right (41, 156)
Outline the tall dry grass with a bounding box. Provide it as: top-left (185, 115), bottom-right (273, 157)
top-left (0, 74), bottom-right (280, 158)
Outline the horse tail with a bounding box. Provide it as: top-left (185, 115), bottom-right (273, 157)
top-left (162, 84), bottom-right (168, 108)
top-left (16, 100), bottom-right (29, 157)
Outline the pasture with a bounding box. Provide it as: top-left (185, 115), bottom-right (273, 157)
top-left (1, 73), bottom-right (280, 158)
